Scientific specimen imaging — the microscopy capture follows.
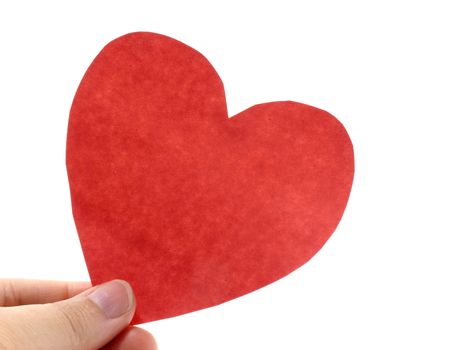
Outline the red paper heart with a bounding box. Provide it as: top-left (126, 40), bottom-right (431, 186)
top-left (66, 32), bottom-right (354, 324)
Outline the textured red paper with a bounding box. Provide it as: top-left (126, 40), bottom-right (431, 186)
top-left (66, 32), bottom-right (354, 324)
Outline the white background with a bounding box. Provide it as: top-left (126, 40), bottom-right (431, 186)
top-left (1, 1), bottom-right (466, 349)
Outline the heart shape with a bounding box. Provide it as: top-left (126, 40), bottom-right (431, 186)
top-left (66, 32), bottom-right (354, 324)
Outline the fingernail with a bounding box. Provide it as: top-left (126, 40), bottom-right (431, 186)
top-left (88, 280), bottom-right (133, 319)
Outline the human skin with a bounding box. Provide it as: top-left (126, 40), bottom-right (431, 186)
top-left (0, 279), bottom-right (157, 350)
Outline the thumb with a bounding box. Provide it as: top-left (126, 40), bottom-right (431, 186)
top-left (0, 280), bottom-right (135, 350)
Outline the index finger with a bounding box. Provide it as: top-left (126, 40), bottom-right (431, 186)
top-left (0, 279), bottom-right (92, 307)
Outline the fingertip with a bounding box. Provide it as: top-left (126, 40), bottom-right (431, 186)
top-left (87, 280), bottom-right (135, 319)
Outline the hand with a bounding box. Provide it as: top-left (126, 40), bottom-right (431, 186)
top-left (0, 279), bottom-right (157, 349)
